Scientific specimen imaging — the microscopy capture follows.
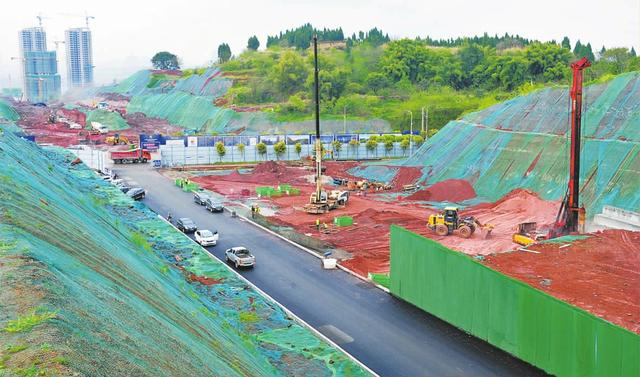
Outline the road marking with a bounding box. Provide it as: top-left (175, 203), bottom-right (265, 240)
top-left (318, 325), bottom-right (354, 345)
top-left (157, 214), bottom-right (379, 377)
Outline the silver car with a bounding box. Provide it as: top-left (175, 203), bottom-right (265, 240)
top-left (225, 247), bottom-right (255, 269)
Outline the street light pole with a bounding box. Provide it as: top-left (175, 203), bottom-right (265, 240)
top-left (425, 107), bottom-right (429, 140)
top-left (421, 106), bottom-right (425, 133)
top-left (343, 106), bottom-right (346, 134)
top-left (406, 110), bottom-right (413, 157)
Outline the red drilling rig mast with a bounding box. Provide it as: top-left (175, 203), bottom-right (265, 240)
top-left (555, 57), bottom-right (591, 234)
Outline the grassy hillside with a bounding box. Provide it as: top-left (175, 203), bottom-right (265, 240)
top-left (0, 129), bottom-right (369, 376)
top-left (220, 32), bottom-right (640, 133)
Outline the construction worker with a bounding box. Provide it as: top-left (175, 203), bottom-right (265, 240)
top-left (255, 206), bottom-right (260, 215)
top-left (167, 212), bottom-right (173, 223)
top-left (315, 218), bottom-right (320, 230)
top-left (250, 205), bottom-right (255, 219)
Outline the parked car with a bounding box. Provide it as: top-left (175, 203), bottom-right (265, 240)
top-left (193, 191), bottom-right (210, 205)
top-left (225, 247), bottom-right (255, 268)
top-left (120, 186), bottom-right (131, 193)
top-left (194, 229), bottom-right (219, 246)
top-left (205, 198), bottom-right (224, 213)
top-left (126, 187), bottom-right (146, 200)
top-left (176, 218), bottom-right (197, 233)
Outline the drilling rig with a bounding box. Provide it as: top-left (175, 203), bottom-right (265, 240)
top-left (555, 57), bottom-right (590, 235)
top-left (303, 35), bottom-right (331, 214)
top-left (513, 57), bottom-right (590, 246)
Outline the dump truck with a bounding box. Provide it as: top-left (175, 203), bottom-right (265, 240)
top-left (427, 207), bottom-right (494, 239)
top-left (110, 148), bottom-right (151, 164)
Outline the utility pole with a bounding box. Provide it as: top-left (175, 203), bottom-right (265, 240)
top-left (425, 108), bottom-right (429, 139)
top-left (313, 35), bottom-right (322, 205)
top-left (421, 107), bottom-right (425, 133)
top-left (406, 110), bottom-right (413, 157)
top-left (343, 106), bottom-right (346, 134)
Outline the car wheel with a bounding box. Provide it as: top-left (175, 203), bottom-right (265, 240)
top-left (225, 255), bottom-right (229, 262)
top-left (235, 261), bottom-right (239, 269)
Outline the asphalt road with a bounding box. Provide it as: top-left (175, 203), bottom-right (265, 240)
top-left (116, 164), bottom-right (547, 377)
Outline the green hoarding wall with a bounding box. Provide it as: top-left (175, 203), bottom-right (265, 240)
top-left (390, 225), bottom-right (640, 377)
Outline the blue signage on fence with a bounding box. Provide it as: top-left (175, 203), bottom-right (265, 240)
top-left (139, 134), bottom-right (162, 151)
top-left (336, 134), bottom-right (357, 143)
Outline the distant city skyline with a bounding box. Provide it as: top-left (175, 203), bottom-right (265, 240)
top-left (1, 0), bottom-right (638, 89)
top-left (18, 27), bottom-right (61, 102)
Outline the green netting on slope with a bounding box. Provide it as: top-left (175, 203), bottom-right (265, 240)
top-left (463, 72), bottom-right (640, 142)
top-left (127, 91), bottom-right (235, 132)
top-left (173, 68), bottom-right (232, 97)
top-left (390, 226), bottom-right (640, 377)
top-left (221, 111), bottom-right (393, 135)
top-left (102, 69), bottom-right (153, 96)
top-left (0, 99), bottom-right (20, 122)
top-left (0, 131), bottom-right (369, 377)
top-left (83, 108), bottom-right (129, 130)
top-left (401, 121), bottom-right (640, 215)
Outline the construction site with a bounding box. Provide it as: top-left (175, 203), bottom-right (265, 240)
top-left (1, 23), bottom-right (639, 377)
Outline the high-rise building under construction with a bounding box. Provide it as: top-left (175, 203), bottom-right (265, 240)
top-left (18, 27), bottom-right (61, 103)
top-left (65, 27), bottom-right (93, 88)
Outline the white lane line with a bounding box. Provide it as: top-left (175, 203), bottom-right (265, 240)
top-left (158, 214), bottom-right (379, 377)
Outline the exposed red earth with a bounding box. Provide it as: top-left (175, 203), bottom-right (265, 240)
top-left (483, 230), bottom-right (640, 334)
top-left (191, 162), bottom-right (560, 276)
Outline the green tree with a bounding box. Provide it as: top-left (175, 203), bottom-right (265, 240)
top-left (247, 35), bottom-right (260, 51)
top-left (412, 135), bottom-right (424, 146)
top-left (459, 44), bottom-right (485, 86)
top-left (331, 140), bottom-right (342, 158)
top-left (349, 138), bottom-right (360, 156)
top-left (561, 36), bottom-right (571, 50)
top-left (218, 43), bottom-right (232, 63)
top-left (215, 141), bottom-right (226, 162)
top-left (151, 51), bottom-right (180, 70)
top-left (294, 142), bottom-right (302, 157)
top-left (384, 139), bottom-right (394, 156)
top-left (365, 138), bottom-right (378, 156)
top-left (525, 42), bottom-right (571, 81)
top-left (366, 72), bottom-right (389, 94)
top-left (400, 138), bottom-right (410, 155)
top-left (600, 48), bottom-right (633, 74)
top-left (256, 142), bottom-right (267, 160)
top-left (631, 47), bottom-right (637, 58)
top-left (271, 51), bottom-right (309, 97)
top-left (237, 143), bottom-right (246, 161)
top-left (273, 141), bottom-right (286, 160)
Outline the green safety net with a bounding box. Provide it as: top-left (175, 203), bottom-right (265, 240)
top-left (0, 99), bottom-right (20, 122)
top-left (127, 91), bottom-right (235, 133)
top-left (389, 225), bottom-right (640, 377)
top-left (0, 129), bottom-right (369, 377)
top-left (394, 72), bottom-right (640, 215)
top-left (82, 108), bottom-right (129, 131)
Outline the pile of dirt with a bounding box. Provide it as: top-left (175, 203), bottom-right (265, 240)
top-left (58, 108), bottom-right (86, 126)
top-left (406, 179), bottom-right (477, 202)
top-left (483, 229), bottom-right (640, 334)
top-left (253, 160), bottom-right (289, 176)
top-left (391, 166), bottom-right (423, 190)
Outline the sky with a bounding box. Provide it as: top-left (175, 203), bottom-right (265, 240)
top-left (1, 0), bottom-right (638, 90)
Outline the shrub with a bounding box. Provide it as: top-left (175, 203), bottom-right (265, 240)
top-left (365, 138), bottom-right (378, 155)
top-left (256, 142), bottom-right (267, 159)
top-left (273, 141), bottom-right (286, 160)
top-left (294, 142), bottom-right (302, 157)
top-left (215, 141), bottom-right (226, 161)
top-left (331, 140), bottom-right (343, 158)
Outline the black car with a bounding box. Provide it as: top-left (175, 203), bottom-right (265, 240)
top-left (126, 187), bottom-right (146, 200)
top-left (176, 218), bottom-right (197, 233)
top-left (205, 198), bottom-right (224, 213)
top-left (193, 191), bottom-right (210, 205)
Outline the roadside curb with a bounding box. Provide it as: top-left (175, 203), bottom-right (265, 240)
top-left (224, 204), bottom-right (391, 293)
top-left (158, 214), bottom-right (379, 377)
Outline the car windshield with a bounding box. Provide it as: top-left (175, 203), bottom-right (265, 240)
top-left (180, 218), bottom-right (194, 226)
top-left (200, 230), bottom-right (213, 237)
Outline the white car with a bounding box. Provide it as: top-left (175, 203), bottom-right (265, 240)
top-left (225, 247), bottom-right (255, 268)
top-left (195, 229), bottom-right (219, 247)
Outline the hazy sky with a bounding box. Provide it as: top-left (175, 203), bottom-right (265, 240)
top-left (1, 0), bottom-right (638, 89)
